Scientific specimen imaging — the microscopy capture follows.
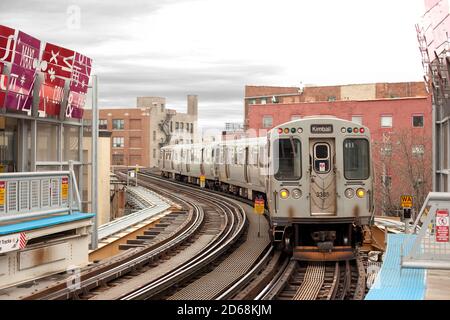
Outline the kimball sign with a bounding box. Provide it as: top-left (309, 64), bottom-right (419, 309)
top-left (0, 25), bottom-right (92, 119)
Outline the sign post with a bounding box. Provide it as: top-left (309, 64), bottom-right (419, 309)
top-left (401, 195), bottom-right (413, 234)
top-left (254, 197), bottom-right (265, 237)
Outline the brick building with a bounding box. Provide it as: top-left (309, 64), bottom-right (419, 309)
top-left (85, 95), bottom-right (198, 168)
top-left (244, 82), bottom-right (432, 215)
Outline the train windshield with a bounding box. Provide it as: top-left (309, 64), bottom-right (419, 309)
top-left (343, 139), bottom-right (370, 180)
top-left (274, 138), bottom-right (301, 181)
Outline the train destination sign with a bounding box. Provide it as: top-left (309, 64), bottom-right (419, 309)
top-left (0, 24), bottom-right (92, 119)
top-left (311, 124), bottom-right (333, 134)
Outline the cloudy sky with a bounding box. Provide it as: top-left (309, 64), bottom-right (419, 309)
top-left (0, 0), bottom-right (426, 129)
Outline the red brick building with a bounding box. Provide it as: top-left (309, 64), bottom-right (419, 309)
top-left (245, 82), bottom-right (432, 215)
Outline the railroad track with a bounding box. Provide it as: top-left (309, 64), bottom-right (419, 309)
top-left (22, 170), bottom-right (274, 300)
top-left (22, 171), bottom-right (249, 300)
top-left (258, 256), bottom-right (366, 300)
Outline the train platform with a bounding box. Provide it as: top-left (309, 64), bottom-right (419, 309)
top-left (365, 233), bottom-right (450, 300)
top-left (0, 212), bottom-right (95, 235)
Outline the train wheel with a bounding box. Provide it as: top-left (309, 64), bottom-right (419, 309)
top-left (283, 229), bottom-right (294, 255)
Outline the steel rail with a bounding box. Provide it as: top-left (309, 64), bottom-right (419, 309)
top-left (120, 173), bottom-right (248, 300)
top-left (24, 176), bottom-right (205, 300)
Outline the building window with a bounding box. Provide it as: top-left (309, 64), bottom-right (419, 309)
top-left (112, 137), bottom-right (124, 148)
top-left (176, 122), bottom-right (179, 130)
top-left (352, 116), bottom-right (363, 125)
top-left (412, 114), bottom-right (424, 128)
top-left (112, 154), bottom-right (124, 165)
top-left (249, 99), bottom-right (256, 105)
top-left (327, 96), bottom-right (336, 102)
top-left (190, 123), bottom-right (194, 133)
top-left (153, 130), bottom-right (156, 141)
top-left (291, 115), bottom-right (302, 121)
top-left (99, 119), bottom-right (107, 130)
top-left (112, 119), bottom-right (124, 130)
top-left (129, 137), bottom-right (141, 148)
top-left (412, 145), bottom-right (425, 156)
top-left (153, 148), bottom-right (156, 158)
top-left (380, 143), bottom-right (392, 157)
top-left (261, 98), bottom-right (267, 105)
top-left (181, 123), bottom-right (184, 130)
top-left (170, 121), bottom-right (173, 132)
top-left (271, 96), bottom-right (279, 103)
top-left (381, 115), bottom-right (393, 128)
top-left (263, 116), bottom-right (273, 128)
top-left (130, 119), bottom-right (141, 129)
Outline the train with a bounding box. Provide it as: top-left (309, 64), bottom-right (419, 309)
top-left (159, 116), bottom-right (374, 261)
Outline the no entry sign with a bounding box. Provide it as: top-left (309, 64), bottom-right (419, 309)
top-left (436, 209), bottom-right (449, 243)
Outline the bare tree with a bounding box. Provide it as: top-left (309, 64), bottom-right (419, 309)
top-left (375, 129), bottom-right (432, 215)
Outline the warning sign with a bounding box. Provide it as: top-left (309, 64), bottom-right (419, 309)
top-left (0, 233), bottom-right (27, 254)
top-left (0, 181), bottom-right (5, 206)
top-left (401, 195), bottom-right (413, 208)
top-left (436, 209), bottom-right (449, 243)
top-left (200, 175), bottom-right (206, 183)
top-left (254, 198), bottom-right (265, 215)
top-left (61, 177), bottom-right (69, 200)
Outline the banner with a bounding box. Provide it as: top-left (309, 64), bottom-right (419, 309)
top-left (0, 24), bottom-right (93, 119)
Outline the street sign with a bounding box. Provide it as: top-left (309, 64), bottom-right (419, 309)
top-left (0, 233), bottom-right (27, 254)
top-left (401, 195), bottom-right (413, 208)
top-left (436, 209), bottom-right (449, 243)
top-left (254, 198), bottom-right (265, 215)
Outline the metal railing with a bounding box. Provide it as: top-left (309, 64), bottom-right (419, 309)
top-left (97, 186), bottom-right (171, 240)
top-left (0, 162), bottom-right (82, 222)
top-left (401, 192), bottom-right (450, 269)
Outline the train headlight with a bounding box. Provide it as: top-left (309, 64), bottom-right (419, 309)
top-left (292, 189), bottom-right (302, 199)
top-left (356, 188), bottom-right (366, 198)
top-left (345, 188), bottom-right (355, 199)
top-left (280, 189), bottom-right (290, 199)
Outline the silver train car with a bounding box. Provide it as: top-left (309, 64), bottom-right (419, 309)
top-left (159, 117), bottom-right (374, 261)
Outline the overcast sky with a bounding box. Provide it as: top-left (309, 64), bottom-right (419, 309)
top-left (0, 0), bottom-right (426, 129)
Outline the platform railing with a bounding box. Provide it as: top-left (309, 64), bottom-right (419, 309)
top-left (0, 162), bottom-right (81, 222)
top-left (401, 192), bottom-right (450, 270)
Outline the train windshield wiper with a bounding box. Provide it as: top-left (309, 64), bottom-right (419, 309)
top-left (289, 136), bottom-right (297, 157)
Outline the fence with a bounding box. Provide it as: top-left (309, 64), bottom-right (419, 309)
top-left (0, 164), bottom-right (81, 222)
top-left (401, 192), bottom-right (450, 270)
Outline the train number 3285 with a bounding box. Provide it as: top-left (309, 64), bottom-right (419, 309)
top-left (316, 192), bottom-right (330, 198)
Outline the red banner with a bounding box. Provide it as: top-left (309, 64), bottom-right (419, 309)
top-left (39, 74), bottom-right (65, 116)
top-left (0, 25), bottom-right (15, 63)
top-left (0, 25), bottom-right (92, 119)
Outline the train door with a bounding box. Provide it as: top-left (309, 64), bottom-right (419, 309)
top-left (309, 139), bottom-right (336, 216)
top-left (186, 149), bottom-right (191, 173)
top-left (200, 147), bottom-right (205, 176)
top-left (225, 145), bottom-right (230, 180)
top-left (244, 146), bottom-right (249, 183)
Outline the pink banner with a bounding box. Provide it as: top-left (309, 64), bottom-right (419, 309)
top-left (39, 74), bottom-right (65, 116)
top-left (0, 24), bottom-right (92, 118)
top-left (66, 91), bottom-right (86, 119)
top-left (0, 25), bottom-right (15, 63)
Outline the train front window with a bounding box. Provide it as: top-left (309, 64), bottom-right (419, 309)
top-left (343, 139), bottom-right (370, 180)
top-left (274, 138), bottom-right (301, 181)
